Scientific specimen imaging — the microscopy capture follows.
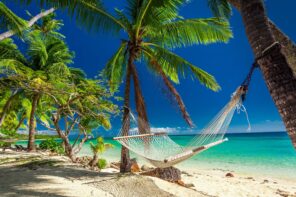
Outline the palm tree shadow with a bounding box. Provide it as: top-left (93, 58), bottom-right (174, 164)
top-left (0, 160), bottom-right (118, 197)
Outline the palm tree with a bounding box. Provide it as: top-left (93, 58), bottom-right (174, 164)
top-left (89, 137), bottom-right (114, 169)
top-left (207, 0), bottom-right (296, 148)
top-left (238, 0), bottom-right (296, 148)
top-left (0, 14), bottom-right (74, 151)
top-left (102, 1), bottom-right (232, 172)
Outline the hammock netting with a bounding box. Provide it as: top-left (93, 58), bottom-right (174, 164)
top-left (114, 87), bottom-right (250, 168)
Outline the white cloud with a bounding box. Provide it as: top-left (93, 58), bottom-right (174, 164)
top-left (18, 129), bottom-right (57, 135)
top-left (129, 126), bottom-right (198, 135)
top-left (227, 120), bottom-right (285, 133)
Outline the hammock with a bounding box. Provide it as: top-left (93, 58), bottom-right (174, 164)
top-left (114, 86), bottom-right (250, 168)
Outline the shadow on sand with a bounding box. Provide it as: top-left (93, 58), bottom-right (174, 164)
top-left (0, 159), bottom-right (116, 197)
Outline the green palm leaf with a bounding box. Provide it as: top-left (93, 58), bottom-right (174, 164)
top-left (0, 59), bottom-right (33, 76)
top-left (149, 18), bottom-right (232, 48)
top-left (207, 0), bottom-right (232, 19)
top-left (143, 44), bottom-right (221, 91)
top-left (103, 42), bottom-right (128, 92)
top-left (15, 0), bottom-right (125, 33)
top-left (0, 2), bottom-right (27, 35)
top-left (134, 0), bottom-right (187, 37)
top-left (0, 39), bottom-right (26, 62)
top-left (27, 34), bottom-right (48, 68)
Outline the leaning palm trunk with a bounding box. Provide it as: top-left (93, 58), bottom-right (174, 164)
top-left (120, 63), bottom-right (132, 173)
top-left (130, 63), bottom-right (150, 134)
top-left (240, 0), bottom-right (296, 148)
top-left (28, 93), bottom-right (40, 151)
top-left (228, 0), bottom-right (296, 76)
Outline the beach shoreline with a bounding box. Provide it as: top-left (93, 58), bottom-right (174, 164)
top-left (1, 150), bottom-right (295, 197)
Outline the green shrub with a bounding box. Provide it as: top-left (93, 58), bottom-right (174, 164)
top-left (97, 158), bottom-right (107, 169)
top-left (39, 138), bottom-right (64, 154)
top-left (0, 141), bottom-right (13, 148)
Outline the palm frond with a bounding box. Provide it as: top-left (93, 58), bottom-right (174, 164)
top-left (45, 39), bottom-right (74, 66)
top-left (208, 0), bottom-right (232, 19)
top-left (149, 18), bottom-right (232, 48)
top-left (27, 33), bottom-right (48, 68)
top-left (0, 39), bottom-right (26, 62)
top-left (115, 8), bottom-right (132, 34)
top-left (134, 0), bottom-right (187, 36)
top-left (102, 42), bottom-right (128, 92)
top-left (31, 12), bottom-right (65, 39)
top-left (48, 63), bottom-right (71, 78)
top-left (142, 44), bottom-right (221, 91)
top-left (15, 0), bottom-right (125, 33)
top-left (21, 98), bottom-right (32, 118)
top-left (0, 59), bottom-right (33, 76)
top-left (0, 2), bottom-right (27, 35)
top-left (69, 68), bottom-right (86, 82)
top-left (126, 0), bottom-right (142, 22)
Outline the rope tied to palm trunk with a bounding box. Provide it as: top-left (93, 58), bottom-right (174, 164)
top-left (240, 41), bottom-right (282, 101)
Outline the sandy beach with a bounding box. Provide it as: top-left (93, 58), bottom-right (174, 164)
top-left (1, 150), bottom-right (295, 197)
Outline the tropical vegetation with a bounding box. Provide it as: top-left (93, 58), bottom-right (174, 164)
top-left (39, 138), bottom-right (64, 154)
top-left (0, 10), bottom-right (118, 160)
top-left (89, 137), bottom-right (114, 169)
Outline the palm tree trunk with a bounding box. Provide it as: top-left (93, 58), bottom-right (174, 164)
top-left (120, 62), bottom-right (132, 173)
top-left (228, 0), bottom-right (296, 75)
top-left (130, 61), bottom-right (150, 134)
top-left (240, 0), bottom-right (296, 148)
top-left (28, 93), bottom-right (40, 151)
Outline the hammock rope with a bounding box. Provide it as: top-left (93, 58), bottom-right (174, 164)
top-left (114, 62), bottom-right (260, 168)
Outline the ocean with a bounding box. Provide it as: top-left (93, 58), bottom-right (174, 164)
top-left (17, 132), bottom-right (296, 180)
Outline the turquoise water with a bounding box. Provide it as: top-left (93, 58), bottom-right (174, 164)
top-left (17, 132), bottom-right (296, 180)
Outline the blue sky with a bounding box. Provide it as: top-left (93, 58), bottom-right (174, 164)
top-left (5, 1), bottom-right (296, 135)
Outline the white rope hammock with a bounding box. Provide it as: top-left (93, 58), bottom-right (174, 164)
top-left (114, 87), bottom-right (250, 168)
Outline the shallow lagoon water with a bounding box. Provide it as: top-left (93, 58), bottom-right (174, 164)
top-left (17, 132), bottom-right (296, 180)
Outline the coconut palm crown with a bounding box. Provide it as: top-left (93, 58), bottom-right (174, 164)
top-left (101, 0), bottom-right (232, 129)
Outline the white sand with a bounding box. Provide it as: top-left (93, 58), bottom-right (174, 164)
top-left (1, 150), bottom-right (296, 197)
top-left (179, 168), bottom-right (296, 197)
